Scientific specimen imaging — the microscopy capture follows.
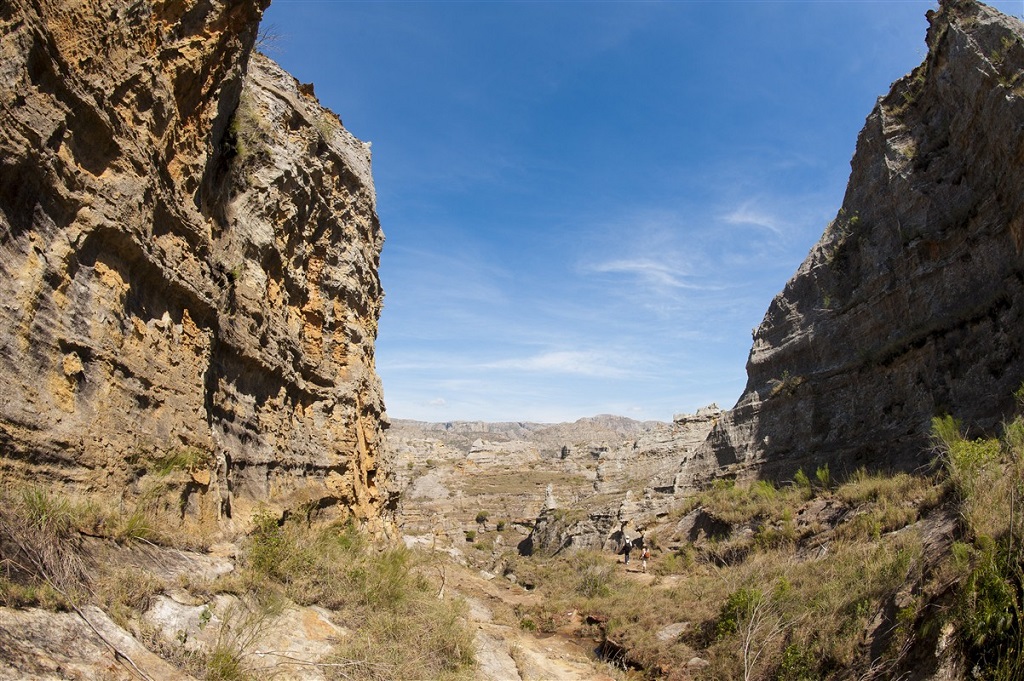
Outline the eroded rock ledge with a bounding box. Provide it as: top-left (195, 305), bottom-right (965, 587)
top-left (691, 0), bottom-right (1024, 484)
top-left (0, 0), bottom-right (391, 531)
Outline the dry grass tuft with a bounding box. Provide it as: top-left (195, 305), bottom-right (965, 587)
top-left (0, 485), bottom-right (88, 605)
top-left (238, 508), bottom-right (477, 680)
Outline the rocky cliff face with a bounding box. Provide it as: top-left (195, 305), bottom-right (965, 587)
top-left (0, 0), bottom-right (390, 530)
top-left (695, 0), bottom-right (1024, 483)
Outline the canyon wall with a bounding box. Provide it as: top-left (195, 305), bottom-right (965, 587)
top-left (694, 0), bottom-right (1024, 484)
top-left (0, 0), bottom-right (391, 530)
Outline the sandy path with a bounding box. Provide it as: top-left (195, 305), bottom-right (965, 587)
top-left (443, 564), bottom-right (616, 681)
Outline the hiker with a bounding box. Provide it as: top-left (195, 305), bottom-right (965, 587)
top-left (641, 546), bottom-right (650, 573)
top-left (623, 539), bottom-right (632, 565)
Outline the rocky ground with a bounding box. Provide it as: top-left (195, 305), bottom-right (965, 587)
top-left (0, 535), bottom-right (617, 681)
top-left (0, 408), bottom-right (1005, 681)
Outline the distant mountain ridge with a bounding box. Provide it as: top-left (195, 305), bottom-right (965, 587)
top-left (389, 413), bottom-right (669, 451)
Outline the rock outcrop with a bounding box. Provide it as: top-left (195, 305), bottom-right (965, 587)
top-left (695, 0), bottom-right (1024, 483)
top-left (390, 410), bottom-right (720, 554)
top-left (0, 0), bottom-right (390, 530)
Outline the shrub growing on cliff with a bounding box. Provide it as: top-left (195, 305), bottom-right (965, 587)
top-left (151, 447), bottom-right (211, 475)
top-left (227, 92), bottom-right (271, 163)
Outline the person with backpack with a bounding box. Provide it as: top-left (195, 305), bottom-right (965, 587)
top-left (641, 546), bottom-right (650, 573)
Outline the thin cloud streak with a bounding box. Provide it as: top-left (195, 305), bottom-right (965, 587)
top-left (484, 350), bottom-right (634, 379)
top-left (721, 202), bottom-right (785, 237)
top-left (585, 259), bottom-right (715, 291)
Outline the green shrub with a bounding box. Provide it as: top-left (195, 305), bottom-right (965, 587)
top-left (700, 478), bottom-right (800, 525)
top-left (716, 587), bottom-right (763, 639)
top-left (653, 548), bottom-right (693, 575)
top-left (957, 538), bottom-right (1024, 678)
top-left (793, 469), bottom-right (812, 499)
top-left (934, 409), bottom-right (1024, 679)
top-left (946, 437), bottom-right (1001, 501)
top-left (19, 487), bottom-right (75, 534)
top-left (931, 414), bottom-right (964, 453)
top-left (836, 469), bottom-right (937, 507)
top-left (775, 642), bottom-right (817, 680)
top-left (756, 509), bottom-right (797, 549)
top-left (1003, 417), bottom-right (1024, 466)
top-left (246, 508), bottom-right (287, 578)
top-left (0, 578), bottom-right (65, 609)
top-left (111, 509), bottom-right (156, 544)
top-left (475, 511), bottom-right (489, 525)
top-left (205, 645), bottom-right (245, 681)
top-left (755, 479), bottom-right (777, 497)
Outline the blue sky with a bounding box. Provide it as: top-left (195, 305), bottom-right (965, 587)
top-left (262, 0), bottom-right (1022, 424)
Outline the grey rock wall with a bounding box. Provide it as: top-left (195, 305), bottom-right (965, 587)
top-left (694, 0), bottom-right (1024, 483)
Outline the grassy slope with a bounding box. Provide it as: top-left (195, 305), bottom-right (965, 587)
top-left (4, 407), bottom-right (1024, 680)
top-left (487, 411), bottom-right (1024, 680)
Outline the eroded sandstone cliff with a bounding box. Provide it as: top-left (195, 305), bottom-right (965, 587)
top-left (694, 0), bottom-right (1024, 483)
top-left (0, 0), bottom-right (391, 531)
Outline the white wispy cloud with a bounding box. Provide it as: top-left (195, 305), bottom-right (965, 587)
top-left (721, 201), bottom-right (785, 237)
top-left (485, 349), bottom-right (633, 378)
top-left (586, 258), bottom-right (705, 290)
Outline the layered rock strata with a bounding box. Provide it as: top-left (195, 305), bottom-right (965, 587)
top-left (390, 410), bottom-right (720, 552)
top-left (695, 0), bottom-right (1024, 483)
top-left (0, 0), bottom-right (390, 529)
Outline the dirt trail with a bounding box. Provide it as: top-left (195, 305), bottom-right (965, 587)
top-left (444, 564), bottom-right (616, 681)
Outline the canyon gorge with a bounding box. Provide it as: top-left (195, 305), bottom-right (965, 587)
top-left (1, 0), bottom-right (1024, 679)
